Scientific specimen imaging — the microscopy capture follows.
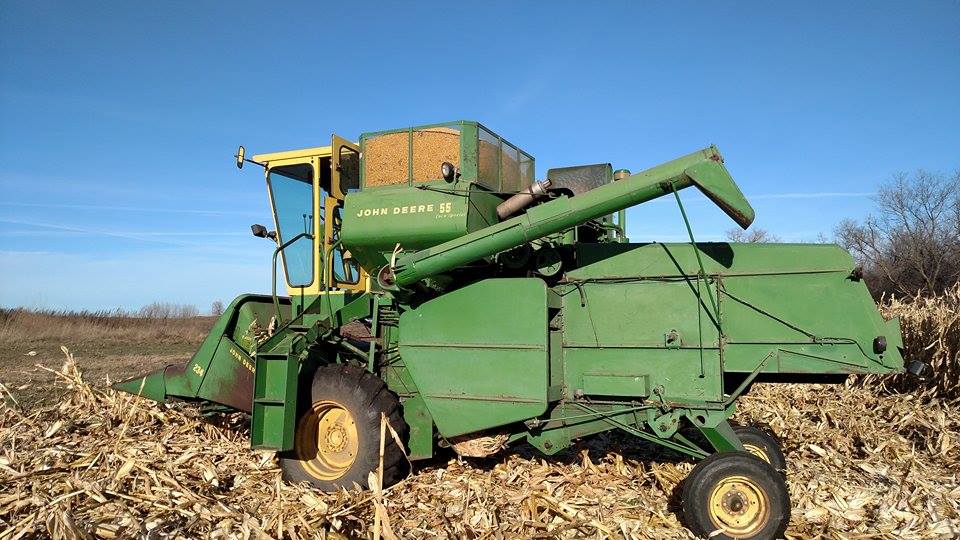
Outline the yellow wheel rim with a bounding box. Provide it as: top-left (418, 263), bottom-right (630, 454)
top-left (743, 443), bottom-right (771, 464)
top-left (708, 475), bottom-right (769, 537)
top-left (294, 400), bottom-right (359, 481)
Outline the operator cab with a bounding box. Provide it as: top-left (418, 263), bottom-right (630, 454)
top-left (245, 136), bottom-right (369, 300)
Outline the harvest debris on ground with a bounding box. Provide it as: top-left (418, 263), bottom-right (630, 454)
top-left (1, 287), bottom-right (959, 539)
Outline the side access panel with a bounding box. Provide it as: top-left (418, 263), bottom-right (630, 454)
top-left (399, 278), bottom-right (549, 437)
top-left (561, 279), bottom-right (723, 404)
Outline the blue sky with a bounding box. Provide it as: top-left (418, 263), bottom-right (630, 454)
top-left (1, 2), bottom-right (958, 311)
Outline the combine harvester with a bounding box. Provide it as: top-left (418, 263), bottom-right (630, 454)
top-left (117, 121), bottom-right (914, 539)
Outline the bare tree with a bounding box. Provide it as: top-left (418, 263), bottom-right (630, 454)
top-left (211, 300), bottom-right (225, 317)
top-left (138, 302), bottom-right (200, 319)
top-left (836, 169), bottom-right (960, 298)
top-left (725, 227), bottom-right (782, 243)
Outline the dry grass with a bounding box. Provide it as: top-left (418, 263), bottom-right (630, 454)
top-left (0, 308), bottom-right (213, 347)
top-left (0, 309), bottom-right (213, 409)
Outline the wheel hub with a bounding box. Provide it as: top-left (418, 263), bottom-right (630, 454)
top-left (709, 475), bottom-right (769, 536)
top-left (721, 489), bottom-right (748, 514)
top-left (324, 424), bottom-right (348, 452)
top-left (294, 400), bottom-right (359, 481)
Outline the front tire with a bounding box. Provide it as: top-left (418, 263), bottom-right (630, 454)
top-left (681, 452), bottom-right (790, 540)
top-left (279, 364), bottom-right (409, 491)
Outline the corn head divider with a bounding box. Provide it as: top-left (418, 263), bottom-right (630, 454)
top-left (115, 120), bottom-right (913, 539)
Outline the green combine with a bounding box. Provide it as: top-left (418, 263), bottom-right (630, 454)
top-left (116, 121), bottom-right (916, 539)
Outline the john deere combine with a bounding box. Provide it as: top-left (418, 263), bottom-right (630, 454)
top-left (116, 121), bottom-right (909, 539)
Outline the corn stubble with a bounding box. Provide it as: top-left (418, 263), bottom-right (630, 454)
top-left (1, 288), bottom-right (959, 539)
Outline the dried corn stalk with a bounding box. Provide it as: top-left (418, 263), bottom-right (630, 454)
top-left (449, 431), bottom-right (510, 458)
top-left (1, 341), bottom-right (958, 538)
top-left (244, 316), bottom-right (276, 349)
top-left (864, 282), bottom-right (960, 402)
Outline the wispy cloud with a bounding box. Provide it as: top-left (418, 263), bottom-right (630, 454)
top-left (0, 201), bottom-right (259, 217)
top-left (2, 229), bottom-right (248, 237)
top-left (0, 218), bottom-right (192, 246)
top-left (642, 190), bottom-right (877, 207)
top-left (0, 218), bottom-right (253, 253)
top-left (749, 192), bottom-right (875, 200)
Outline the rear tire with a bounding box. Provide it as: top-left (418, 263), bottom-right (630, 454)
top-left (681, 451), bottom-right (790, 540)
top-left (732, 425), bottom-right (787, 476)
top-left (279, 364), bottom-right (409, 491)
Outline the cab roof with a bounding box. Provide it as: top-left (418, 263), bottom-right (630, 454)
top-left (252, 145), bottom-right (333, 165)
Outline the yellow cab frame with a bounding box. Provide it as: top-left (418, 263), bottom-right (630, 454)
top-left (253, 135), bottom-right (369, 297)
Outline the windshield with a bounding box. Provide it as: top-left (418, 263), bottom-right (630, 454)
top-left (268, 164), bottom-right (314, 287)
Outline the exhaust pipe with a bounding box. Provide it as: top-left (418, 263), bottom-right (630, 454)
top-left (496, 180), bottom-right (552, 220)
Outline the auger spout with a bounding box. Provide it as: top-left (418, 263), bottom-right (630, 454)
top-left (383, 145), bottom-right (754, 288)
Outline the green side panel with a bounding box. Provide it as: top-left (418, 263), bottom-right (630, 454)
top-left (251, 351), bottom-right (298, 450)
top-left (561, 280), bottom-right (719, 349)
top-left (571, 242), bottom-right (854, 279)
top-left (399, 278), bottom-right (549, 437)
top-left (581, 373), bottom-right (650, 396)
top-left (564, 349), bottom-right (723, 405)
top-left (720, 268), bottom-right (900, 373)
top-left (569, 242), bottom-right (903, 377)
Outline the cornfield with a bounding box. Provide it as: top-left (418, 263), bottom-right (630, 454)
top-left (0, 284), bottom-right (958, 539)
top-left (871, 283), bottom-right (960, 401)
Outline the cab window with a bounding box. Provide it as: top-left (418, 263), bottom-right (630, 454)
top-left (268, 164), bottom-right (314, 287)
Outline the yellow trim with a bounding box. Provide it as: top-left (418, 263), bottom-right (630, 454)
top-left (708, 475), bottom-right (769, 537)
top-left (743, 443), bottom-right (771, 464)
top-left (328, 135), bottom-right (369, 291)
top-left (253, 145), bottom-right (333, 164)
top-left (330, 134), bottom-right (359, 200)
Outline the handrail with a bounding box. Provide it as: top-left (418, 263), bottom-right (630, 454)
top-left (271, 232), bottom-right (313, 325)
top-left (322, 238), bottom-right (343, 325)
